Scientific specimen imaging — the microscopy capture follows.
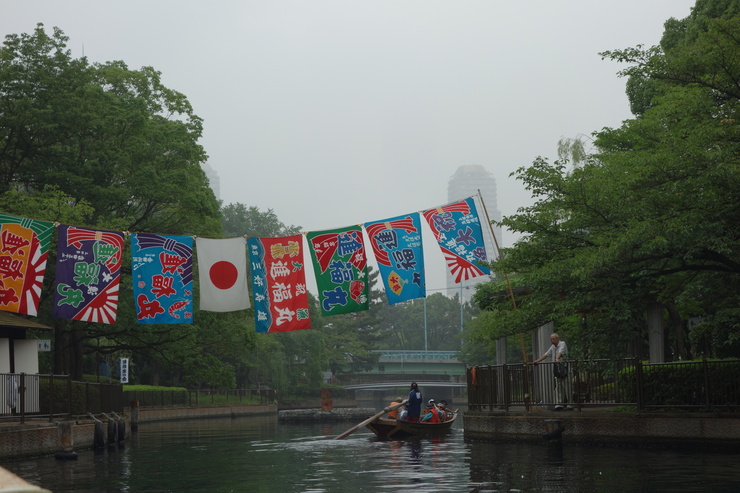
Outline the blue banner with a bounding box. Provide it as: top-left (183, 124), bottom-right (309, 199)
top-left (131, 233), bottom-right (193, 324)
top-left (422, 197), bottom-right (491, 283)
top-left (364, 213), bottom-right (426, 304)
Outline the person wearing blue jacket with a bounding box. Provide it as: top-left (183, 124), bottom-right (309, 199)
top-left (406, 382), bottom-right (423, 422)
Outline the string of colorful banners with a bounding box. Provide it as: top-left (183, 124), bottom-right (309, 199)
top-left (0, 197), bottom-right (491, 333)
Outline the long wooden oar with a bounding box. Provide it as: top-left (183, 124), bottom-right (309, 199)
top-left (333, 399), bottom-right (408, 440)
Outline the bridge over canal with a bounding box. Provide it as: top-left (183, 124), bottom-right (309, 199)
top-left (337, 351), bottom-right (467, 400)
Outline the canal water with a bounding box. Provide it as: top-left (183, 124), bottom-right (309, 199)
top-left (4, 413), bottom-right (740, 492)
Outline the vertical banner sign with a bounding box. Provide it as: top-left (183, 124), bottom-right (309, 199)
top-left (422, 197), bottom-right (491, 283)
top-left (0, 213), bottom-right (53, 316)
top-left (307, 226), bottom-right (369, 316)
top-left (131, 233), bottom-right (194, 324)
top-left (364, 213), bottom-right (426, 305)
top-left (248, 235), bottom-right (311, 333)
top-left (53, 225), bottom-right (124, 324)
top-left (120, 358), bottom-right (129, 384)
top-left (196, 237), bottom-right (250, 312)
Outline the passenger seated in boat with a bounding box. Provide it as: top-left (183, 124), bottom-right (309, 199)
top-left (437, 400), bottom-right (453, 420)
top-left (420, 403), bottom-right (445, 423)
top-left (386, 397), bottom-right (403, 419)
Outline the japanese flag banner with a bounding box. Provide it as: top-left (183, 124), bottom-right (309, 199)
top-left (422, 197), bottom-right (491, 283)
top-left (0, 213), bottom-right (53, 316)
top-left (52, 225), bottom-right (124, 324)
top-left (248, 235), bottom-right (311, 333)
top-left (131, 233), bottom-right (194, 324)
top-left (306, 225), bottom-right (369, 316)
top-left (196, 237), bottom-right (250, 312)
top-left (364, 213), bottom-right (426, 305)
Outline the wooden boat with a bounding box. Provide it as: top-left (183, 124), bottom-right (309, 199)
top-left (365, 412), bottom-right (458, 439)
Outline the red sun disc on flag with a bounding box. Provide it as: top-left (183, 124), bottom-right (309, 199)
top-left (209, 261), bottom-right (238, 290)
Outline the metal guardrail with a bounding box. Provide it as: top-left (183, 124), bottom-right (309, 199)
top-left (343, 380), bottom-right (467, 390)
top-left (372, 350), bottom-right (460, 361)
top-left (1, 374), bottom-right (275, 423)
top-left (0, 373), bottom-right (124, 423)
top-left (467, 358), bottom-right (740, 412)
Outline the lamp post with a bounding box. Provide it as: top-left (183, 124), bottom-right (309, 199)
top-left (460, 283), bottom-right (469, 348)
top-left (460, 283), bottom-right (463, 335)
top-left (424, 298), bottom-right (428, 352)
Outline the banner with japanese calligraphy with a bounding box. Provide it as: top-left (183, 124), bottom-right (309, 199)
top-left (131, 233), bottom-right (193, 324)
top-left (52, 225), bottom-right (124, 324)
top-left (248, 235), bottom-right (311, 333)
top-left (364, 213), bottom-right (426, 305)
top-left (422, 197), bottom-right (491, 283)
top-left (306, 226), bottom-right (369, 316)
top-left (0, 213), bottom-right (53, 316)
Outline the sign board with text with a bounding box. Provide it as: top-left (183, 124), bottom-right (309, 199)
top-left (120, 358), bottom-right (129, 384)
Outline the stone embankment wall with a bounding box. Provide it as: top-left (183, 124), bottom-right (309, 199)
top-left (134, 403), bottom-right (276, 423)
top-left (464, 411), bottom-right (740, 448)
top-left (0, 404), bottom-right (278, 460)
top-left (278, 408), bottom-right (374, 422)
top-left (0, 421), bottom-right (97, 460)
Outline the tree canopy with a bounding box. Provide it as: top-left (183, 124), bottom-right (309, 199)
top-left (476, 0), bottom-right (740, 361)
top-left (1, 25), bottom-right (221, 234)
top-left (1, 25), bottom-right (223, 381)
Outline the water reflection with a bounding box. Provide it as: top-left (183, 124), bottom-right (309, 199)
top-left (3, 415), bottom-right (740, 492)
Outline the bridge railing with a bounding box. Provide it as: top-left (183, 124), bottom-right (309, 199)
top-left (338, 373), bottom-right (465, 386)
top-left (372, 350), bottom-right (460, 361)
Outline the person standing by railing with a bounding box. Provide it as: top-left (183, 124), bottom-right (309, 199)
top-left (533, 333), bottom-right (573, 411)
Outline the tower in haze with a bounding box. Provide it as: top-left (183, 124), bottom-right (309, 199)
top-left (446, 165), bottom-right (502, 302)
top-left (201, 162), bottom-right (221, 202)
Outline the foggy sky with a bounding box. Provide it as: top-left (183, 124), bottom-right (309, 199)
top-left (2, 1), bottom-right (697, 292)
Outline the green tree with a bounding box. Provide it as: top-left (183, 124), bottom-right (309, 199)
top-left (312, 269), bottom-right (385, 376)
top-left (1, 25), bottom-right (223, 380)
top-left (373, 292), bottom-right (479, 352)
top-left (1, 25), bottom-right (221, 235)
top-left (221, 203), bottom-right (300, 237)
top-left (478, 0), bottom-right (740, 360)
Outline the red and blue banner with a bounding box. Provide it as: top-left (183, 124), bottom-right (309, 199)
top-left (0, 213), bottom-right (53, 316)
top-left (248, 235), bottom-right (311, 333)
top-left (422, 197), bottom-right (491, 283)
top-left (131, 233), bottom-right (193, 324)
top-left (364, 213), bottom-right (426, 305)
top-left (52, 225), bottom-right (124, 324)
top-left (307, 226), bottom-right (369, 316)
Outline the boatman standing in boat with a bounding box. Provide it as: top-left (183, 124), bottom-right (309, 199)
top-left (406, 382), bottom-right (423, 422)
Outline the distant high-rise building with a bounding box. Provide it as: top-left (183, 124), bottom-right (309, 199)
top-left (446, 165), bottom-right (502, 302)
top-left (201, 162), bottom-right (221, 202)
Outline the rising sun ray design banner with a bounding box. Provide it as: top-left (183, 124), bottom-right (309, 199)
top-left (0, 213), bottom-right (53, 316)
top-left (52, 225), bottom-right (124, 324)
top-left (248, 235), bottom-right (311, 333)
top-left (364, 213), bottom-right (426, 305)
top-left (131, 233), bottom-right (193, 324)
top-left (422, 197), bottom-right (491, 283)
top-left (307, 226), bottom-right (369, 316)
